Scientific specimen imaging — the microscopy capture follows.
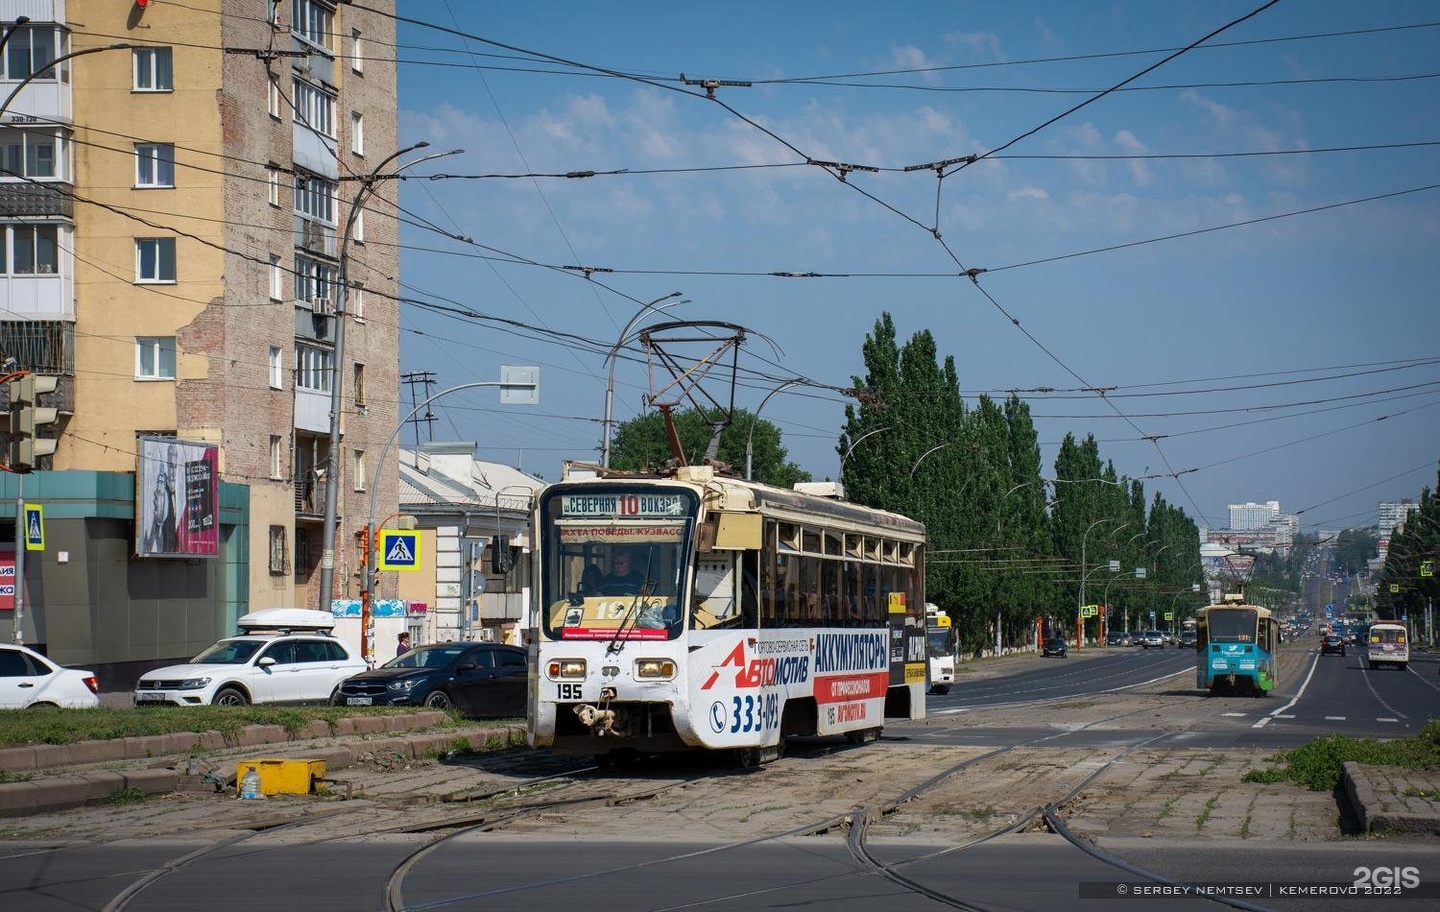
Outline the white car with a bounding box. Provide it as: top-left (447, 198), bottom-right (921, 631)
top-left (0, 643), bottom-right (101, 709)
top-left (134, 608), bottom-right (365, 707)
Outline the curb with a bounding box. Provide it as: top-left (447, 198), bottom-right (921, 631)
top-left (0, 715), bottom-right (525, 818)
top-left (1343, 761), bottom-right (1440, 836)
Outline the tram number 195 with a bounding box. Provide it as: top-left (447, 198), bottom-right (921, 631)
top-left (556, 683), bottom-right (583, 700)
top-left (730, 693), bottom-right (779, 734)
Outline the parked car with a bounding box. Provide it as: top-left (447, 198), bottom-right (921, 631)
top-left (1177, 630), bottom-right (1198, 649)
top-left (134, 608), bottom-right (365, 707)
top-left (333, 642), bottom-right (528, 717)
top-left (1042, 636), bottom-right (1068, 658)
top-left (0, 643), bottom-right (100, 709)
top-left (1105, 631), bottom-right (1127, 647)
top-left (1320, 635), bottom-right (1347, 657)
top-left (1139, 630), bottom-right (1166, 649)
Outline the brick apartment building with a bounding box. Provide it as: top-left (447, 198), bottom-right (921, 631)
top-left (0, 0), bottom-right (401, 687)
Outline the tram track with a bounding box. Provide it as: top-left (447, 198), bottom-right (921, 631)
top-left (378, 704), bottom-right (1273, 911)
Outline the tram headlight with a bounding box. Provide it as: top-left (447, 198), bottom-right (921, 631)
top-left (548, 659), bottom-right (586, 679)
top-left (634, 658), bottom-right (676, 680)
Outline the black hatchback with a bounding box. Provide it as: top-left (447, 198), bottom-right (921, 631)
top-left (333, 642), bottom-right (528, 717)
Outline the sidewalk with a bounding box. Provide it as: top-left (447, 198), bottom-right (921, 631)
top-left (0, 710), bottom-right (525, 817)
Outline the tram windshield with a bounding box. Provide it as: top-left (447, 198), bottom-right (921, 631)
top-left (1205, 608), bottom-right (1257, 643)
top-left (537, 486), bottom-right (698, 642)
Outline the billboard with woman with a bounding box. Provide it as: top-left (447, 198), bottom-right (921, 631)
top-left (136, 436), bottom-right (219, 558)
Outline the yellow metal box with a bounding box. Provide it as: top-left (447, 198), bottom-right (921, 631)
top-left (235, 758), bottom-right (326, 796)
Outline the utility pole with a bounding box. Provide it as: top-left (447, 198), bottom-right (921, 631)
top-left (401, 371), bottom-right (437, 448)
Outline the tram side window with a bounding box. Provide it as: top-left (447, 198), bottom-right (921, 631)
top-left (843, 561), bottom-right (863, 626)
top-left (799, 558), bottom-right (820, 623)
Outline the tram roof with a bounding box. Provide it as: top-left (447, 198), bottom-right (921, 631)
top-left (1197, 603), bottom-right (1273, 618)
top-left (554, 462), bottom-right (926, 539)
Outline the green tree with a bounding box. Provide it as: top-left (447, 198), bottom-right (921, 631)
top-left (607, 407), bottom-right (811, 488)
top-left (1375, 464), bottom-right (1439, 624)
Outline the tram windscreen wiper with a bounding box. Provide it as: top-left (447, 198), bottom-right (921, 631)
top-left (605, 593), bottom-right (643, 655)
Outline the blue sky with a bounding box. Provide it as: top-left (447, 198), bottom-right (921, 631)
top-left (391, 1), bottom-right (1439, 534)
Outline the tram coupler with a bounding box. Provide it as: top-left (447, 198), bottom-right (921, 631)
top-left (575, 703), bottom-right (618, 735)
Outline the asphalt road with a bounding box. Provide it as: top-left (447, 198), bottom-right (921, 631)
top-left (3, 640), bottom-right (1436, 912)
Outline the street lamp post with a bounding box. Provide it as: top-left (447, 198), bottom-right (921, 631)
top-left (909, 441), bottom-right (953, 478)
top-left (746, 379), bottom-right (805, 480)
top-left (317, 143), bottom-right (463, 610)
top-left (839, 426), bottom-right (890, 476)
top-left (359, 374), bottom-right (539, 665)
top-left (601, 293), bottom-right (686, 468)
top-left (1077, 519), bottom-right (1127, 649)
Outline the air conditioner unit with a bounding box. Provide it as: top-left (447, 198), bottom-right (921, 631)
top-left (310, 296), bottom-right (330, 315)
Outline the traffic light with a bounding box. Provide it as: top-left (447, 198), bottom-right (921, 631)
top-left (7, 374), bottom-right (59, 472)
top-left (490, 534), bottom-right (513, 574)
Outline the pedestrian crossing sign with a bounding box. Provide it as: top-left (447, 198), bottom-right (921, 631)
top-left (23, 503), bottom-right (44, 551)
top-left (377, 530), bottom-right (420, 571)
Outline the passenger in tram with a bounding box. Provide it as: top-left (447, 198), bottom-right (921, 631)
top-left (601, 548), bottom-right (647, 595)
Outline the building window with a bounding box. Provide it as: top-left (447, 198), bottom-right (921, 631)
top-left (351, 206), bottom-right (364, 244)
top-left (293, 170), bottom-right (336, 223)
top-left (2, 131), bottom-right (57, 179)
top-left (136, 237), bottom-right (177, 282)
top-left (353, 362), bottom-right (365, 405)
top-left (6, 224), bottom-right (59, 274)
top-left (269, 255), bottom-right (283, 300)
top-left (269, 524), bottom-right (288, 574)
top-left (269, 437), bottom-right (284, 479)
top-left (351, 283), bottom-right (364, 321)
top-left (267, 165), bottom-right (280, 206)
top-left (133, 47), bottom-right (174, 92)
top-left (268, 345), bottom-right (283, 388)
top-left (291, 0), bottom-right (335, 53)
top-left (350, 29), bottom-right (364, 74)
top-left (352, 449), bottom-right (364, 492)
top-left (5, 26), bottom-right (57, 81)
top-left (267, 77), bottom-right (281, 118)
top-left (135, 143), bottom-right (175, 188)
top-left (293, 253), bottom-right (334, 308)
top-left (295, 343), bottom-right (333, 393)
top-left (294, 527), bottom-right (312, 576)
top-left (292, 78), bottom-right (335, 138)
top-left (350, 111), bottom-right (364, 156)
top-left (136, 336), bottom-right (177, 380)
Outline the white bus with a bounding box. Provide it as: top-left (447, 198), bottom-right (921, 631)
top-left (925, 604), bottom-right (956, 694)
top-left (1365, 621), bottom-right (1408, 671)
top-left (529, 464), bottom-right (927, 766)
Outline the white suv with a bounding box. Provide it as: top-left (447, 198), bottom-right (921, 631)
top-left (134, 608), bottom-right (365, 707)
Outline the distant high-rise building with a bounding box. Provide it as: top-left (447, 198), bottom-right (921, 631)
top-left (1379, 499), bottom-right (1419, 540)
top-left (1228, 500), bottom-right (1280, 531)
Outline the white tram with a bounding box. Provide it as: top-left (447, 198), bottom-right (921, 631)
top-left (528, 464), bottom-right (928, 765)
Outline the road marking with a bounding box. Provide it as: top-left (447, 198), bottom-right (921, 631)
top-left (935, 708), bottom-right (970, 715)
top-left (1324, 715), bottom-right (1346, 721)
top-left (1222, 712), bottom-right (1247, 717)
top-left (1253, 649), bottom-right (1322, 729)
top-left (1377, 717), bottom-right (1399, 723)
top-left (1276, 714), bottom-right (1294, 719)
